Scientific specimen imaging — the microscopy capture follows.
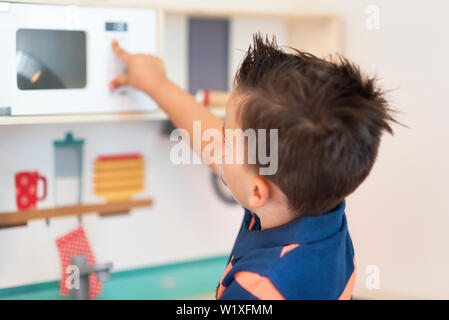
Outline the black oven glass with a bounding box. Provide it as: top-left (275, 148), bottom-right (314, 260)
top-left (16, 29), bottom-right (87, 90)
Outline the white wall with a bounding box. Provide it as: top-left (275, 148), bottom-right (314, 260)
top-left (2, 0), bottom-right (449, 298)
top-left (335, 0), bottom-right (449, 300)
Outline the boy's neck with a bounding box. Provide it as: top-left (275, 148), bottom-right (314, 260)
top-left (255, 205), bottom-right (297, 230)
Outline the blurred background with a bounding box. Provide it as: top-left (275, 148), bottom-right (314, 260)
top-left (0, 0), bottom-right (448, 299)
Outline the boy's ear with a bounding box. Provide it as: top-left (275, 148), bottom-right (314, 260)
top-left (248, 176), bottom-right (270, 208)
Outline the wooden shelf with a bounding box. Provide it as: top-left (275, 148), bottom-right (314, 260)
top-left (0, 107), bottom-right (226, 125)
top-left (0, 198), bottom-right (153, 228)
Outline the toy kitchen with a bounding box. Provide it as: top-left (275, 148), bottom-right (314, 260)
top-left (0, 0), bottom-right (340, 300)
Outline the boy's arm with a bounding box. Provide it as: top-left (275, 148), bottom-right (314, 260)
top-left (109, 40), bottom-right (223, 176)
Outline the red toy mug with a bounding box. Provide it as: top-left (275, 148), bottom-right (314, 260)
top-left (15, 171), bottom-right (47, 210)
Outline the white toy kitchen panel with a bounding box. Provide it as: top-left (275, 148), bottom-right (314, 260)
top-left (0, 121), bottom-right (243, 288)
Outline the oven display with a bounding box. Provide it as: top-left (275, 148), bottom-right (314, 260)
top-left (105, 22), bottom-right (128, 32)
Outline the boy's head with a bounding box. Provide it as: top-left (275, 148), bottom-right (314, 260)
top-left (222, 34), bottom-right (397, 218)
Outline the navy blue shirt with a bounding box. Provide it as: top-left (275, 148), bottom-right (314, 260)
top-left (216, 201), bottom-right (356, 300)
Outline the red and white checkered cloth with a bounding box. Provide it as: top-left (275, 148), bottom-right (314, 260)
top-left (55, 224), bottom-right (102, 299)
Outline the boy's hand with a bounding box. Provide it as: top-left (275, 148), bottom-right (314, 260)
top-left (109, 40), bottom-right (223, 178)
top-left (109, 40), bottom-right (168, 97)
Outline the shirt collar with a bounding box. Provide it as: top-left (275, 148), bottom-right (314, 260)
top-left (233, 201), bottom-right (347, 259)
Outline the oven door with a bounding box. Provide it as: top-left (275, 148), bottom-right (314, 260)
top-left (0, 3), bottom-right (158, 115)
top-left (16, 29), bottom-right (87, 91)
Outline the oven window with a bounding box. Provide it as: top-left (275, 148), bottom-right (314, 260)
top-left (16, 29), bottom-right (87, 90)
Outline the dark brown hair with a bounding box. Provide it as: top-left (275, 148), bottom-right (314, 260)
top-left (234, 34), bottom-right (397, 216)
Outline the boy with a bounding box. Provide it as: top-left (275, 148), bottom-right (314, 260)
top-left (109, 34), bottom-right (395, 300)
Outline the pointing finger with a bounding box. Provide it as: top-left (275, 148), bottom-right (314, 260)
top-left (111, 39), bottom-right (131, 64)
